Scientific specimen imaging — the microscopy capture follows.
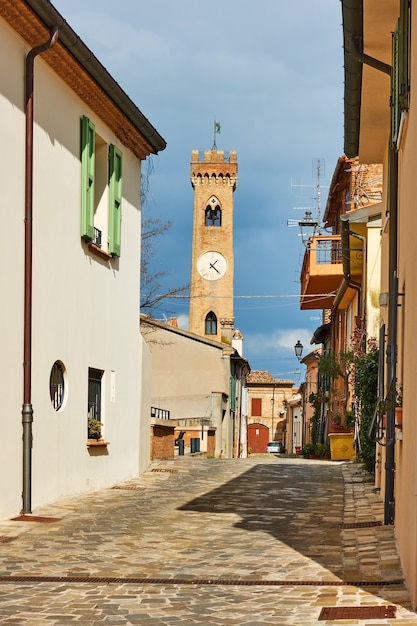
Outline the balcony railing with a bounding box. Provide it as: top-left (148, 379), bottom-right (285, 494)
top-left (315, 238), bottom-right (343, 265)
top-left (300, 235), bottom-right (344, 310)
top-left (151, 407), bottom-right (170, 420)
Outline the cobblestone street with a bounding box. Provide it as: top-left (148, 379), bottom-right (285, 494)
top-left (0, 456), bottom-right (416, 625)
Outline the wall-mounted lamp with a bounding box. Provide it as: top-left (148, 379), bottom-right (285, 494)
top-left (294, 340), bottom-right (303, 361)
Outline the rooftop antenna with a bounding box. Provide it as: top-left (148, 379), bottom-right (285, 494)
top-left (312, 158), bottom-right (324, 234)
top-left (287, 158), bottom-right (327, 245)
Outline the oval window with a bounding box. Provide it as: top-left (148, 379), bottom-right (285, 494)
top-left (49, 361), bottom-right (65, 411)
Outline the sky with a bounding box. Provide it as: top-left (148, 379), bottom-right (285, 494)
top-left (53, 0), bottom-right (345, 382)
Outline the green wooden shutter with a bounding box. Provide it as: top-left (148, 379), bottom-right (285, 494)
top-left (390, 24), bottom-right (400, 148)
top-left (108, 144), bottom-right (122, 257)
top-left (399, 0), bottom-right (409, 111)
top-left (391, 1), bottom-right (410, 148)
top-left (80, 116), bottom-right (95, 241)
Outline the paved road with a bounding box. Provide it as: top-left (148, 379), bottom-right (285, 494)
top-left (0, 456), bottom-right (416, 625)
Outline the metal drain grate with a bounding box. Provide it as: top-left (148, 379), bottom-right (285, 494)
top-left (0, 575), bottom-right (404, 587)
top-left (0, 536), bottom-right (17, 544)
top-left (10, 515), bottom-right (61, 523)
top-left (335, 521), bottom-right (383, 529)
top-left (151, 468), bottom-right (179, 473)
top-left (319, 605), bottom-right (396, 620)
top-left (111, 486), bottom-right (144, 491)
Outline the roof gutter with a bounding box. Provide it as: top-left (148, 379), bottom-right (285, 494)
top-left (24, 0), bottom-right (166, 154)
top-left (341, 0), bottom-right (364, 158)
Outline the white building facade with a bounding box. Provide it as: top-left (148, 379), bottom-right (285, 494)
top-left (0, 0), bottom-right (165, 518)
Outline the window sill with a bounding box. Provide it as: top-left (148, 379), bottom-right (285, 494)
top-left (87, 439), bottom-right (110, 447)
top-left (88, 242), bottom-right (113, 261)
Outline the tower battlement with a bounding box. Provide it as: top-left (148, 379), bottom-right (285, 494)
top-left (191, 149), bottom-right (237, 164)
top-left (190, 150), bottom-right (237, 190)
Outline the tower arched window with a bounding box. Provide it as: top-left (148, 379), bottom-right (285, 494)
top-left (205, 204), bottom-right (222, 226)
top-left (205, 311), bottom-right (217, 335)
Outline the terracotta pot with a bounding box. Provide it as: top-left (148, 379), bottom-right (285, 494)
top-left (395, 407), bottom-right (403, 429)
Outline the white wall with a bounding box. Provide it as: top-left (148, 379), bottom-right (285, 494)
top-left (143, 321), bottom-right (234, 457)
top-left (0, 18), bottom-right (146, 517)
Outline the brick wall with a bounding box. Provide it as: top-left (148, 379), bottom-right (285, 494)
top-left (151, 425), bottom-right (175, 460)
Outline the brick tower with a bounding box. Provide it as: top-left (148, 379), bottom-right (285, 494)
top-left (189, 149), bottom-right (237, 344)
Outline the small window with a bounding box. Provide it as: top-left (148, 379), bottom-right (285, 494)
top-left (205, 197), bottom-right (222, 226)
top-left (80, 116), bottom-right (123, 256)
top-left (205, 205), bottom-right (221, 226)
top-left (88, 368), bottom-right (103, 422)
top-left (205, 311), bottom-right (217, 335)
top-left (251, 398), bottom-right (262, 417)
top-left (49, 361), bottom-right (65, 411)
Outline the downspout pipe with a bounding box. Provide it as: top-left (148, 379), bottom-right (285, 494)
top-left (384, 147), bottom-right (399, 525)
top-left (348, 230), bottom-right (367, 321)
top-left (22, 26), bottom-right (59, 515)
top-left (332, 222), bottom-right (362, 313)
top-left (350, 36), bottom-right (392, 76)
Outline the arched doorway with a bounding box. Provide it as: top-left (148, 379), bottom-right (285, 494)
top-left (247, 423), bottom-right (269, 454)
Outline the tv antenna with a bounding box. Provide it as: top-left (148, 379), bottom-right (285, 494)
top-left (287, 158), bottom-right (327, 246)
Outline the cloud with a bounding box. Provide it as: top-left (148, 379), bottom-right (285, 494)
top-left (53, 0), bottom-right (342, 377)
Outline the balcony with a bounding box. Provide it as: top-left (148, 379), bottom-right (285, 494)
top-left (151, 407), bottom-right (170, 420)
top-left (300, 236), bottom-right (344, 310)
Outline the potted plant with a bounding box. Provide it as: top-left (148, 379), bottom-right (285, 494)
top-left (302, 443), bottom-right (316, 459)
top-left (315, 442), bottom-right (331, 459)
top-left (88, 417), bottom-right (102, 440)
top-left (395, 382), bottom-right (403, 429)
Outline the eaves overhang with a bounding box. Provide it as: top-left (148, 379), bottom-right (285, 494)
top-left (3, 0), bottom-right (166, 157)
top-left (341, 201), bottom-right (383, 223)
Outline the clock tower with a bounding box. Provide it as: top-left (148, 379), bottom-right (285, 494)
top-left (189, 149), bottom-right (237, 344)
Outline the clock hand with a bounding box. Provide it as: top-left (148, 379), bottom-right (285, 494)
top-left (209, 261), bottom-right (220, 273)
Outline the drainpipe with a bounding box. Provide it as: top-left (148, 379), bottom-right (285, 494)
top-left (384, 147), bottom-right (398, 525)
top-left (22, 27), bottom-right (59, 515)
top-left (350, 36), bottom-right (392, 76)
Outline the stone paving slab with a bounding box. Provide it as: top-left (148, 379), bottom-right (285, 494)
top-left (0, 456), bottom-right (416, 624)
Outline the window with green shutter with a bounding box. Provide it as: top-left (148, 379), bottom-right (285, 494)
top-left (391, 25), bottom-right (400, 147)
top-left (398, 0), bottom-right (410, 111)
top-left (390, 0), bottom-right (410, 148)
top-left (108, 144), bottom-right (122, 257)
top-left (80, 116), bottom-right (124, 258)
top-left (80, 116), bottom-right (95, 241)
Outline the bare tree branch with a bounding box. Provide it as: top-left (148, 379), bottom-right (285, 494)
top-left (140, 157), bottom-right (189, 316)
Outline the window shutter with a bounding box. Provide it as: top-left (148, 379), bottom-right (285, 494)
top-left (230, 377), bottom-right (236, 411)
top-left (108, 144), bottom-right (122, 257)
top-left (251, 398), bottom-right (262, 417)
top-left (390, 24), bottom-right (400, 148)
top-left (398, 0), bottom-right (409, 111)
top-left (80, 116), bottom-right (95, 241)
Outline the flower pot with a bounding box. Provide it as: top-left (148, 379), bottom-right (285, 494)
top-left (395, 407), bottom-right (403, 429)
top-left (328, 432), bottom-right (355, 461)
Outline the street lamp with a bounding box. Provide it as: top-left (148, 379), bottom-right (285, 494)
top-left (294, 340), bottom-right (303, 361)
top-left (298, 211), bottom-right (319, 246)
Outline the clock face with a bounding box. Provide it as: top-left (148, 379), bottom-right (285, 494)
top-left (197, 251), bottom-right (227, 281)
